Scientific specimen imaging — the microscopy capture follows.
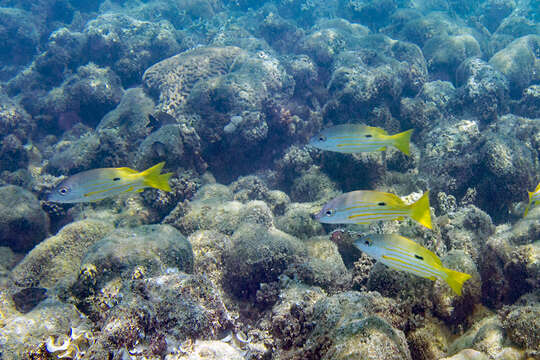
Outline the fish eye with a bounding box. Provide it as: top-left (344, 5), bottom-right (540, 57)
top-left (377, 202), bottom-right (386, 206)
top-left (319, 135), bottom-right (326, 142)
top-left (325, 209), bottom-right (335, 216)
top-left (58, 186), bottom-right (70, 195)
top-left (364, 239), bottom-right (371, 246)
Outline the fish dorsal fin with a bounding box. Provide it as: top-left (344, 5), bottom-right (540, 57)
top-left (116, 167), bottom-right (139, 174)
top-left (364, 125), bottom-right (388, 135)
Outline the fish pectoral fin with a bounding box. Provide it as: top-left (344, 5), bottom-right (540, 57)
top-left (135, 188), bottom-right (144, 193)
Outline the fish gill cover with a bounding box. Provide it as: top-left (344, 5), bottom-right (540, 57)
top-left (0, 0), bottom-right (538, 359)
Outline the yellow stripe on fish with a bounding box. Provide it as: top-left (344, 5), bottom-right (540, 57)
top-left (315, 190), bottom-right (432, 229)
top-left (309, 124), bottom-right (413, 155)
top-left (354, 233), bottom-right (471, 295)
top-left (524, 182), bottom-right (540, 217)
top-left (48, 162), bottom-right (172, 203)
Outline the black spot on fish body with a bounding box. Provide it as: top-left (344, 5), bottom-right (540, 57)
top-left (414, 254), bottom-right (424, 260)
top-left (365, 134), bottom-right (373, 138)
top-left (113, 177), bottom-right (121, 181)
top-left (12, 287), bottom-right (47, 313)
top-left (377, 202), bottom-right (386, 206)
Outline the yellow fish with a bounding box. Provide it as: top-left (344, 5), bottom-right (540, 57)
top-left (48, 162), bottom-right (172, 203)
top-left (354, 233), bottom-right (471, 295)
top-left (315, 190), bottom-right (432, 229)
top-left (524, 182), bottom-right (540, 217)
top-left (309, 124), bottom-right (413, 155)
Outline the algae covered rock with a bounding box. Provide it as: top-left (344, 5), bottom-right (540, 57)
top-left (0, 185), bottom-right (50, 253)
top-left (80, 224), bottom-right (193, 288)
top-left (489, 35), bottom-right (540, 97)
top-left (455, 58), bottom-right (509, 122)
top-left (10, 219), bottom-right (113, 289)
top-left (223, 224), bottom-right (305, 299)
top-left (305, 291), bottom-right (411, 360)
top-left (0, 298), bottom-right (92, 360)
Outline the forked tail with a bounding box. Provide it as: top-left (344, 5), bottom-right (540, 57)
top-left (141, 162), bottom-right (172, 192)
top-left (391, 129), bottom-right (413, 155)
top-left (443, 268), bottom-right (472, 296)
top-left (409, 191), bottom-right (432, 229)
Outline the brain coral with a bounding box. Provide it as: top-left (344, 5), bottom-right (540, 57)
top-left (142, 46), bottom-right (245, 119)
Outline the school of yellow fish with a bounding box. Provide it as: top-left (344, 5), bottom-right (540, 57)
top-left (48, 123), bottom-right (540, 296)
top-left (311, 124), bottom-right (471, 295)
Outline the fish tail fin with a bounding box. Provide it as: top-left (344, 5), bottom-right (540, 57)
top-left (140, 162), bottom-right (172, 192)
top-left (409, 191), bottom-right (432, 229)
top-left (524, 192), bottom-right (533, 217)
top-left (443, 268), bottom-right (472, 296)
top-left (391, 129), bottom-right (413, 155)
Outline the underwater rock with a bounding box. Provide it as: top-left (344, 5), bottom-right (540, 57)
top-left (223, 224), bottom-right (305, 299)
top-left (407, 319), bottom-right (450, 360)
top-left (298, 18), bottom-right (370, 67)
top-left (480, 217), bottom-right (540, 308)
top-left (79, 224), bottom-right (193, 289)
top-left (258, 12), bottom-right (304, 54)
top-left (500, 300), bottom-right (540, 356)
top-left (337, 0), bottom-right (398, 30)
top-left (489, 35), bottom-right (540, 97)
top-left (455, 58), bottom-right (509, 123)
top-left (178, 340), bottom-right (244, 360)
top-left (440, 349), bottom-right (489, 360)
top-left (44, 63), bottom-right (124, 128)
top-left (423, 34), bottom-right (482, 82)
top-left (419, 118), bottom-right (480, 197)
top-left (301, 291), bottom-right (411, 359)
top-left (0, 92), bottom-right (34, 143)
top-left (292, 236), bottom-right (351, 292)
top-left (512, 84), bottom-right (540, 118)
top-left (439, 205), bottom-right (495, 263)
top-left (400, 80), bottom-right (457, 131)
top-left (478, 0), bottom-right (516, 33)
top-left (0, 297), bottom-right (92, 360)
top-left (323, 34), bottom-right (427, 123)
top-left (85, 13), bottom-right (181, 86)
top-left (275, 202), bottom-right (325, 239)
top-left (136, 123), bottom-right (206, 174)
top-left (46, 129), bottom-right (101, 175)
top-left (431, 250), bottom-right (481, 325)
top-left (172, 182), bottom-right (275, 235)
top-left (476, 115), bottom-right (540, 221)
top-left (270, 282), bottom-right (327, 351)
top-left (0, 7), bottom-right (40, 76)
top-left (188, 230), bottom-right (231, 287)
top-left (10, 219), bottom-right (113, 289)
top-left (140, 272), bottom-right (231, 340)
top-left (290, 165), bottom-right (340, 203)
top-left (0, 185), bottom-right (50, 253)
top-left (97, 87), bottom-right (156, 146)
top-left (143, 45), bottom-right (294, 178)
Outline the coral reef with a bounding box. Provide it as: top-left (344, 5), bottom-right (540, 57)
top-left (0, 0), bottom-right (538, 358)
top-left (0, 185), bottom-right (50, 252)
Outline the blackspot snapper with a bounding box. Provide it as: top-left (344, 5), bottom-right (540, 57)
top-left (354, 233), bottom-right (471, 295)
top-left (315, 190), bottom-right (432, 229)
top-left (48, 162), bottom-right (172, 203)
top-left (309, 124), bottom-right (413, 155)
